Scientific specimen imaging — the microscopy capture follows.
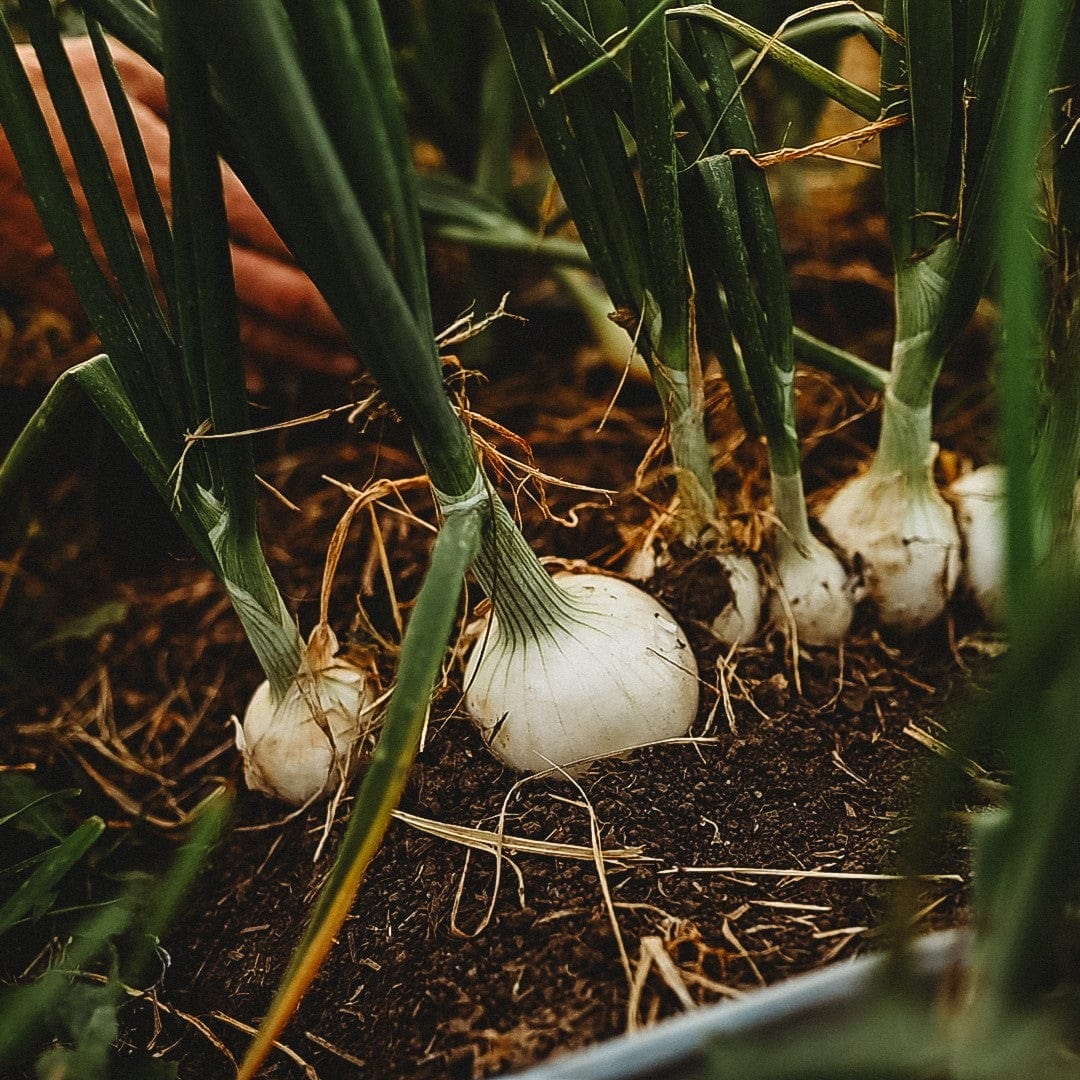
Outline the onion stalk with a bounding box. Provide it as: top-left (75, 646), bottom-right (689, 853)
top-left (683, 26), bottom-right (854, 646)
top-left (0, 3), bottom-right (309, 707)
top-left (493, 0), bottom-right (763, 645)
top-left (821, 0), bottom-right (1039, 632)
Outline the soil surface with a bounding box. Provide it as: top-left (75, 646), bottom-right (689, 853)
top-left (0, 182), bottom-right (1001, 1079)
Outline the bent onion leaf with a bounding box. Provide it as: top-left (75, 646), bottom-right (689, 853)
top-left (237, 505), bottom-right (483, 1079)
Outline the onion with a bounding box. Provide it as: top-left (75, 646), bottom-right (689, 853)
top-left (235, 624), bottom-right (374, 805)
top-left (822, 463), bottom-right (960, 633)
top-left (464, 572), bottom-right (699, 772)
top-left (821, 394), bottom-right (960, 632)
top-left (710, 551), bottom-right (764, 645)
top-left (950, 464), bottom-right (1005, 622)
top-left (627, 543), bottom-right (761, 647)
top-left (770, 473), bottom-right (855, 646)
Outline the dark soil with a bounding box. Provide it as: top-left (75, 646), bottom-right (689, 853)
top-left (0, 185), bottom-right (1001, 1079)
top-left (158, 631), bottom-right (980, 1080)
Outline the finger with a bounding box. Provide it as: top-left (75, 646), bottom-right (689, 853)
top-left (218, 166), bottom-right (294, 261)
top-left (229, 245), bottom-right (346, 344)
top-left (238, 313), bottom-right (357, 379)
top-left (99, 37), bottom-right (169, 119)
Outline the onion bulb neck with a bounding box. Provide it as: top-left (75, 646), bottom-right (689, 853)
top-left (434, 470), bottom-right (580, 646)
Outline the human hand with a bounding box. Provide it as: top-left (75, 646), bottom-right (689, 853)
top-left (0, 36), bottom-right (357, 379)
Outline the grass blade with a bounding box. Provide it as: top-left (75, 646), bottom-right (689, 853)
top-left (686, 26), bottom-right (795, 389)
top-left (81, 0), bottom-right (162, 69)
top-left (179, 0), bottom-right (478, 497)
top-left (676, 230), bottom-right (762, 437)
top-left (550, 0), bottom-right (671, 93)
top-left (236, 504), bottom-right (483, 1080)
top-left (624, 0), bottom-right (715, 517)
top-left (124, 787), bottom-right (233, 985)
top-left (159, 0), bottom-right (282, 619)
top-left (0, 787), bottom-right (80, 834)
top-left (348, 0), bottom-right (435, 338)
top-left (878, 0), bottom-right (917, 264)
top-left (0, 9), bottom-right (132, 359)
top-left (497, 5), bottom-right (647, 310)
top-left (627, 0), bottom-right (689, 352)
top-left (730, 10), bottom-right (883, 74)
top-left (691, 157), bottom-right (780, 447)
top-left (792, 329), bottom-right (887, 392)
top-left (0, 353), bottom-right (221, 577)
top-left (501, 0), bottom-right (637, 122)
top-left (284, 0), bottom-right (434, 340)
top-left (418, 173), bottom-right (593, 267)
top-left (474, 40), bottom-right (521, 201)
top-left (927, 0), bottom-right (1044, 354)
top-left (904, 0), bottom-right (955, 252)
top-left (994, 4), bottom-right (1073, 629)
top-left (0, 790), bottom-right (231, 1071)
top-left (0, 900), bottom-right (133, 1067)
top-left (0, 817), bottom-right (105, 938)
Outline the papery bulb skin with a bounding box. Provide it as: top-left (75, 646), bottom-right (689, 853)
top-left (464, 573), bottom-right (699, 772)
top-left (821, 454), bottom-right (961, 633)
top-left (771, 535), bottom-right (856, 646)
top-left (236, 625), bottom-right (374, 805)
top-left (710, 552), bottom-right (763, 646)
top-left (950, 465), bottom-right (1005, 623)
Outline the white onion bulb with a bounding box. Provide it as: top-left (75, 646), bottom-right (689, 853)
top-left (770, 473), bottom-right (855, 646)
top-left (771, 536), bottom-right (856, 646)
top-left (710, 552), bottom-right (764, 646)
top-left (624, 542), bottom-right (760, 646)
top-left (950, 465), bottom-right (1005, 622)
top-left (821, 450), bottom-right (960, 633)
top-left (821, 387), bottom-right (961, 633)
top-left (464, 572), bottom-right (699, 772)
top-left (235, 624), bottom-right (374, 805)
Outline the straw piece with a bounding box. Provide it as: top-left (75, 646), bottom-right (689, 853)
top-left (392, 809), bottom-right (644, 862)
